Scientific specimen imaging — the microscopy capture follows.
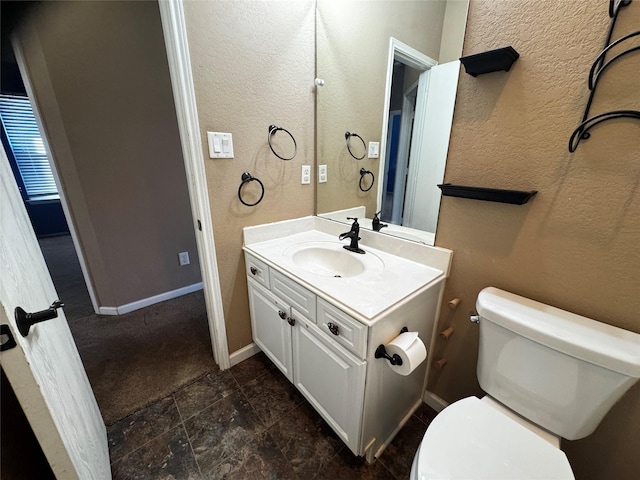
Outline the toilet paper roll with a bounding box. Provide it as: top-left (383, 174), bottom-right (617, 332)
top-left (384, 331), bottom-right (427, 376)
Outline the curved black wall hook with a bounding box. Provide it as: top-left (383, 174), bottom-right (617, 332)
top-left (238, 172), bottom-right (265, 206)
top-left (569, 0), bottom-right (639, 152)
top-left (345, 131), bottom-right (366, 160)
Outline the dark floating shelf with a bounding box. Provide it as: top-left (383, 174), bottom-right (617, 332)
top-left (460, 46), bottom-right (520, 77)
top-left (437, 184), bottom-right (537, 205)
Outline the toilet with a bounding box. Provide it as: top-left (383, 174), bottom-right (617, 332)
top-left (411, 287), bottom-right (640, 479)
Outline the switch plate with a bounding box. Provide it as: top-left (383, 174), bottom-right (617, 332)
top-left (207, 132), bottom-right (234, 158)
top-left (318, 164), bottom-right (327, 183)
top-left (368, 142), bottom-right (379, 158)
top-left (178, 251), bottom-right (190, 266)
top-left (301, 165), bottom-right (311, 184)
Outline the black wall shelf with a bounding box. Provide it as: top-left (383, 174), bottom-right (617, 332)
top-left (460, 46), bottom-right (520, 77)
top-left (437, 184), bottom-right (537, 205)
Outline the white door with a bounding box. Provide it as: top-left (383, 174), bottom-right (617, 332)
top-left (247, 279), bottom-right (293, 380)
top-left (292, 315), bottom-right (366, 455)
top-left (0, 148), bottom-right (111, 479)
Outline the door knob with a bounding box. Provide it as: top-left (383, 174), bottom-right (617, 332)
top-left (15, 300), bottom-right (64, 337)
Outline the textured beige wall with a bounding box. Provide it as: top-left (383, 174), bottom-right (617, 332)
top-left (17, 1), bottom-right (201, 308)
top-left (430, 1), bottom-right (640, 479)
top-left (184, 1), bottom-right (316, 352)
top-left (316, 0), bottom-right (447, 216)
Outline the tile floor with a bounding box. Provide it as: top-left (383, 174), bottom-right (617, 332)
top-left (108, 352), bottom-right (437, 479)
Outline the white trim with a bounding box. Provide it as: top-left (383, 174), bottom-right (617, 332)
top-left (98, 282), bottom-right (203, 316)
top-left (158, 0), bottom-right (230, 370)
top-left (422, 390), bottom-right (449, 412)
top-left (11, 38), bottom-right (101, 316)
top-left (229, 342), bottom-right (261, 367)
top-left (377, 38), bottom-right (437, 216)
top-left (370, 398), bottom-right (423, 462)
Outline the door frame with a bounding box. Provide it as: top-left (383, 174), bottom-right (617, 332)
top-left (377, 37), bottom-right (437, 219)
top-left (10, 42), bottom-right (102, 316)
top-left (158, 0), bottom-right (229, 369)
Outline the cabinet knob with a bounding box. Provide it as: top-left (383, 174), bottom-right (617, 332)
top-left (250, 267), bottom-right (258, 275)
top-left (327, 322), bottom-right (340, 336)
top-left (287, 317), bottom-right (296, 326)
top-left (278, 310), bottom-right (287, 320)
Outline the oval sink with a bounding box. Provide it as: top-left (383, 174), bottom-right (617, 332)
top-left (283, 242), bottom-right (384, 278)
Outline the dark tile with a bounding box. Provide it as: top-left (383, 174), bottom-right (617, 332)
top-left (315, 447), bottom-right (396, 480)
top-left (183, 390), bottom-right (264, 473)
top-left (242, 368), bottom-right (304, 428)
top-left (377, 415), bottom-right (427, 480)
top-left (230, 351), bottom-right (275, 386)
top-left (269, 401), bottom-right (344, 479)
top-left (175, 370), bottom-right (239, 420)
top-left (111, 425), bottom-right (201, 480)
top-left (412, 402), bottom-right (438, 426)
top-left (108, 396), bottom-right (182, 462)
top-left (203, 431), bottom-right (299, 480)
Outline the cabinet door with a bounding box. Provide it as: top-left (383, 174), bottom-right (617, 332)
top-left (248, 279), bottom-right (293, 381)
top-left (292, 315), bottom-right (366, 454)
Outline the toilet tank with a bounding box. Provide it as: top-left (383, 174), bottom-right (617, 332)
top-left (476, 287), bottom-right (640, 440)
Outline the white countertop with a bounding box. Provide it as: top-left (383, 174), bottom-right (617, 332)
top-left (243, 217), bottom-right (452, 324)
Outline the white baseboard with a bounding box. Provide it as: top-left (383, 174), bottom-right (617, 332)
top-left (229, 342), bottom-right (260, 367)
top-left (98, 282), bottom-right (203, 316)
top-left (423, 390), bottom-right (449, 412)
top-left (97, 306), bottom-right (119, 316)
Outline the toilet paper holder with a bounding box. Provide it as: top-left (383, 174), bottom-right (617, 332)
top-left (374, 327), bottom-right (408, 366)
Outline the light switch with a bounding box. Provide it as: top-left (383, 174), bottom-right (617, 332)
top-left (207, 132), bottom-right (234, 159)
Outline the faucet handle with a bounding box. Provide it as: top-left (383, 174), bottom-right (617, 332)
top-left (346, 216), bottom-right (358, 222)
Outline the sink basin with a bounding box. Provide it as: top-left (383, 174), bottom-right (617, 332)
top-left (284, 242), bottom-right (384, 278)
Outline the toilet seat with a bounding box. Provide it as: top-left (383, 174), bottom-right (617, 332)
top-left (412, 397), bottom-right (574, 480)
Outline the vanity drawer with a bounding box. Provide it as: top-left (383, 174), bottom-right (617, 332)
top-left (245, 253), bottom-right (270, 289)
top-left (271, 269), bottom-right (316, 322)
top-left (317, 299), bottom-right (367, 359)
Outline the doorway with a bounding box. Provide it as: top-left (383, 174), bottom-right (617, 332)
top-left (1, 0), bottom-right (217, 425)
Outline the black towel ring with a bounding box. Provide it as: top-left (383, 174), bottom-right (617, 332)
top-left (238, 172), bottom-right (265, 206)
top-left (268, 125), bottom-right (297, 160)
top-left (359, 168), bottom-right (375, 192)
top-left (345, 131), bottom-right (366, 160)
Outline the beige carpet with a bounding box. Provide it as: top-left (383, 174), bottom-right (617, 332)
top-left (40, 235), bottom-right (215, 425)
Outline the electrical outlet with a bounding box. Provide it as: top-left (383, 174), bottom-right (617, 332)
top-left (318, 164), bottom-right (327, 183)
top-left (368, 142), bottom-right (379, 158)
top-left (178, 251), bottom-right (190, 266)
top-left (301, 165), bottom-right (311, 184)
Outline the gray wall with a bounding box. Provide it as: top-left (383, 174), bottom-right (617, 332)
top-left (16, 1), bottom-right (200, 309)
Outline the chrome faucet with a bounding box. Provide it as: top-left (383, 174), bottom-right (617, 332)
top-left (339, 217), bottom-right (365, 254)
top-left (372, 211), bottom-right (388, 232)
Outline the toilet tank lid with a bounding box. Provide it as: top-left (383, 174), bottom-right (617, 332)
top-left (477, 287), bottom-right (640, 378)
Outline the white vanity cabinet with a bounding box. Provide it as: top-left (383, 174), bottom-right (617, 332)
top-left (243, 217), bottom-right (452, 461)
top-left (246, 260), bottom-right (366, 453)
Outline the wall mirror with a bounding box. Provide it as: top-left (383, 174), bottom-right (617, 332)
top-left (315, 0), bottom-right (469, 244)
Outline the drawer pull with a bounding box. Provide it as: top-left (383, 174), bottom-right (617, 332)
top-left (287, 317), bottom-right (296, 326)
top-left (278, 310), bottom-right (287, 320)
top-left (250, 266), bottom-right (258, 275)
top-left (327, 322), bottom-right (340, 336)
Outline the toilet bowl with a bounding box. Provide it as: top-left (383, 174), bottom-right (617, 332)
top-left (411, 287), bottom-right (640, 479)
top-left (410, 396), bottom-right (574, 479)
